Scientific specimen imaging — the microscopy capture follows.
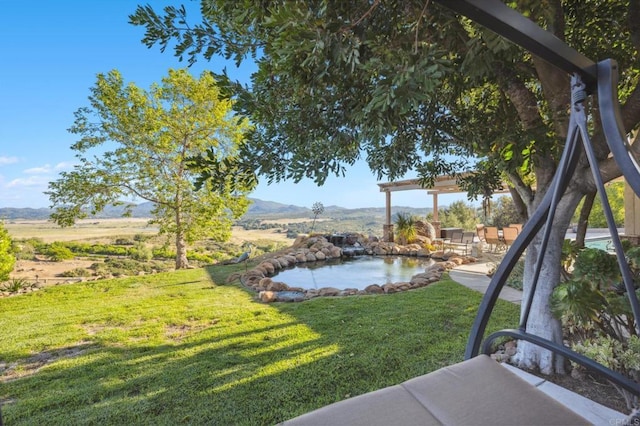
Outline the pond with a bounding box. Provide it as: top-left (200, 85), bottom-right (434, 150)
top-left (272, 255), bottom-right (435, 290)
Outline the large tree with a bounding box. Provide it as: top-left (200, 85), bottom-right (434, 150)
top-left (47, 69), bottom-right (256, 269)
top-left (130, 1), bottom-right (640, 372)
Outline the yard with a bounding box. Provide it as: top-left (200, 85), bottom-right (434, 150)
top-left (0, 263), bottom-right (519, 425)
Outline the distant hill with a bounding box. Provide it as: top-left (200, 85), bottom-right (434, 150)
top-left (246, 198), bottom-right (309, 215)
top-left (0, 198), bottom-right (432, 220)
top-left (0, 207), bottom-right (52, 220)
top-left (0, 202), bottom-right (155, 221)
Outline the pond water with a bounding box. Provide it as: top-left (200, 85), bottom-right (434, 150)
top-left (273, 255), bottom-right (435, 290)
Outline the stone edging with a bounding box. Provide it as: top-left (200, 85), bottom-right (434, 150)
top-left (237, 235), bottom-right (477, 303)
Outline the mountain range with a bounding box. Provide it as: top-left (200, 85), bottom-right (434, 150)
top-left (0, 198), bottom-right (432, 220)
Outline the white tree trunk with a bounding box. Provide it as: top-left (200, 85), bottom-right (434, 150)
top-left (514, 191), bottom-right (582, 374)
top-left (174, 203), bottom-right (189, 270)
top-left (175, 232), bottom-right (189, 269)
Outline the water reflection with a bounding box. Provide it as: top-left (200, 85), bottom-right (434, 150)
top-left (273, 255), bottom-right (435, 290)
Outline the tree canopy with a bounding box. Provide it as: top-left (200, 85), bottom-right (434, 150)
top-left (130, 1), bottom-right (640, 372)
top-left (47, 69), bottom-right (256, 269)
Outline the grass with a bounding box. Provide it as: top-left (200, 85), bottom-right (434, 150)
top-left (0, 264), bottom-right (519, 425)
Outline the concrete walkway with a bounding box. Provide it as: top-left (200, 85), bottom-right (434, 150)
top-left (448, 261), bottom-right (627, 425)
top-left (448, 262), bottom-right (523, 304)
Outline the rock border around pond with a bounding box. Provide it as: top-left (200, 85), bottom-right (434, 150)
top-left (237, 235), bottom-right (477, 303)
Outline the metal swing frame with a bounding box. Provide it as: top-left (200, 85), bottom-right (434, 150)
top-left (434, 0), bottom-right (640, 398)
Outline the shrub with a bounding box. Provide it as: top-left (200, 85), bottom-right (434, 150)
top-left (130, 243), bottom-right (153, 261)
top-left (13, 240), bottom-right (37, 261)
top-left (572, 335), bottom-right (640, 410)
top-left (58, 268), bottom-right (92, 278)
top-left (0, 278), bottom-right (34, 293)
top-left (552, 246), bottom-right (640, 409)
top-left (45, 242), bottom-right (75, 262)
top-left (505, 260), bottom-right (524, 291)
top-left (187, 252), bottom-right (214, 263)
top-left (152, 247), bottom-right (174, 260)
top-left (572, 248), bottom-right (620, 290)
top-left (394, 212), bottom-right (417, 245)
top-left (133, 233), bottom-right (150, 242)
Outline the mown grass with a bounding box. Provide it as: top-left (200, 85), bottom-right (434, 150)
top-left (0, 264), bottom-right (519, 425)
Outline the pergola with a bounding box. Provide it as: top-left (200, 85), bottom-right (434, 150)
top-left (379, 176), bottom-right (640, 245)
top-left (377, 175), bottom-right (509, 242)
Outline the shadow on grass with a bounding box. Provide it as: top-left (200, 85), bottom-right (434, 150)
top-left (1, 264), bottom-right (519, 425)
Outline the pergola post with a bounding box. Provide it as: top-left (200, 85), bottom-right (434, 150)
top-left (383, 190), bottom-right (394, 242)
top-left (431, 192), bottom-right (441, 238)
top-left (624, 181), bottom-right (640, 245)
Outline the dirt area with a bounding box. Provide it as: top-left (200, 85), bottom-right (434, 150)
top-left (11, 257), bottom-right (99, 285)
top-left (545, 371), bottom-right (630, 413)
top-left (228, 226), bottom-right (291, 245)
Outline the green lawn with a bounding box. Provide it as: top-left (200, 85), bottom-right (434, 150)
top-left (0, 264), bottom-right (519, 425)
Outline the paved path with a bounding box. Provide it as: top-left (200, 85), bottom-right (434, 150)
top-left (448, 262), bottom-right (522, 304)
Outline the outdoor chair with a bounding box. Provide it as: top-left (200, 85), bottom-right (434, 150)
top-left (446, 231), bottom-right (475, 255)
top-left (501, 226), bottom-right (519, 250)
top-left (509, 223), bottom-right (523, 234)
top-left (281, 2), bottom-right (640, 425)
top-left (484, 226), bottom-right (503, 252)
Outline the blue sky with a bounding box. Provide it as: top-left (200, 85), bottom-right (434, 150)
top-left (0, 1), bottom-right (472, 210)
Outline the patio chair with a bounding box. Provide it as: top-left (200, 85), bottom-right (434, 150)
top-left (509, 223), bottom-right (523, 234)
top-left (476, 223), bottom-right (486, 242)
top-left (447, 231), bottom-right (475, 255)
top-left (444, 231), bottom-right (462, 250)
top-left (501, 226), bottom-right (519, 250)
top-left (484, 226), bottom-right (503, 252)
top-left (281, 3), bottom-right (640, 425)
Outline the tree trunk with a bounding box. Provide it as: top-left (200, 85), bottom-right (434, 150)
top-left (514, 190), bottom-right (583, 374)
top-left (175, 232), bottom-right (189, 269)
top-left (174, 204), bottom-right (189, 269)
top-left (575, 191), bottom-right (596, 248)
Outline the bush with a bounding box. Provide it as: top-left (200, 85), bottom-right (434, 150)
top-left (130, 243), bottom-right (153, 261)
top-left (394, 212), bottom-right (417, 245)
top-left (115, 238), bottom-right (134, 246)
top-left (133, 233), bottom-right (150, 242)
top-left (13, 240), bottom-right (37, 261)
top-left (572, 335), bottom-right (640, 409)
top-left (90, 258), bottom-right (171, 277)
top-left (0, 277), bottom-right (34, 293)
top-left (58, 268), bottom-right (92, 278)
top-left (45, 242), bottom-right (75, 262)
top-left (552, 246), bottom-right (640, 410)
top-left (187, 252), bottom-right (214, 263)
top-left (505, 260), bottom-right (524, 290)
top-left (152, 247), bottom-right (174, 260)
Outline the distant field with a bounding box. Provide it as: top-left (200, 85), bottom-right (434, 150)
top-left (4, 218), bottom-right (158, 242)
top-left (4, 218), bottom-right (292, 245)
top-left (229, 226), bottom-right (292, 244)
